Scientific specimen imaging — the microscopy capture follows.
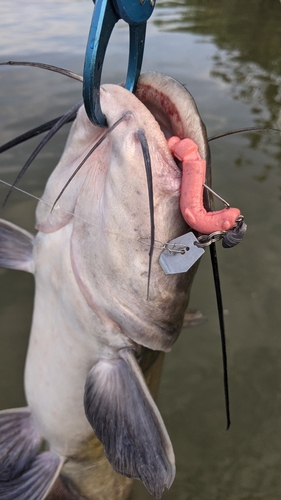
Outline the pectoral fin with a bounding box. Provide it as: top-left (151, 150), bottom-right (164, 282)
top-left (0, 452), bottom-right (63, 500)
top-left (84, 349), bottom-right (175, 499)
top-left (0, 408), bottom-right (41, 480)
top-left (0, 219), bottom-right (34, 273)
top-left (0, 408), bottom-right (63, 500)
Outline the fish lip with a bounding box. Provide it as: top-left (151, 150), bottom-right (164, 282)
top-left (135, 72), bottom-right (209, 163)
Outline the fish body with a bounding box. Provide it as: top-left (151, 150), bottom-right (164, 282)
top-left (0, 72), bottom-right (210, 500)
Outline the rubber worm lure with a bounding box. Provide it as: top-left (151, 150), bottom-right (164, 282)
top-left (168, 136), bottom-right (241, 235)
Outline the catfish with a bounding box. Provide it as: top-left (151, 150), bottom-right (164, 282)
top-left (0, 72), bottom-right (210, 500)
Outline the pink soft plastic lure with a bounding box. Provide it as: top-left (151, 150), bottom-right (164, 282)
top-left (168, 136), bottom-right (241, 235)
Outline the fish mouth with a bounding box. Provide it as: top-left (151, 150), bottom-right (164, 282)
top-left (135, 72), bottom-right (209, 163)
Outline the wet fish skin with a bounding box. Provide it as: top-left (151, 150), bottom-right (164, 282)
top-left (49, 352), bottom-right (165, 500)
top-left (0, 72), bottom-right (210, 500)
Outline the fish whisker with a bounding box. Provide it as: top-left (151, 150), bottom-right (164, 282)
top-left (0, 115), bottom-right (77, 154)
top-left (0, 60), bottom-right (83, 82)
top-left (208, 126), bottom-right (281, 141)
top-left (2, 124), bottom-right (281, 156)
top-left (51, 112), bottom-right (132, 211)
top-left (137, 129), bottom-right (155, 301)
top-left (1, 102), bottom-right (82, 209)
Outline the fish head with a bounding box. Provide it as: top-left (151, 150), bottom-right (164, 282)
top-left (36, 72), bottom-right (210, 352)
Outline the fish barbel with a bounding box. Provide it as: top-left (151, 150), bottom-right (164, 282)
top-left (0, 72), bottom-right (210, 500)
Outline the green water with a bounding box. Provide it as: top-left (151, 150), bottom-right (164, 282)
top-left (1, 1), bottom-right (281, 498)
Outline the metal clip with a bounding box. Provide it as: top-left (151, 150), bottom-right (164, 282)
top-left (194, 216), bottom-right (247, 249)
top-left (194, 230), bottom-right (226, 248)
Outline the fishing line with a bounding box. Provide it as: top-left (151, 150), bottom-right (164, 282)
top-left (0, 177), bottom-right (174, 261)
top-left (0, 179), bottom-right (135, 239)
top-left (204, 128), bottom-right (281, 428)
top-left (205, 127), bottom-right (281, 428)
top-left (209, 243), bottom-right (231, 429)
top-left (0, 181), bottom-right (172, 273)
top-left (205, 125), bottom-right (280, 430)
top-left (0, 179), bottom-right (46, 204)
top-left (202, 171), bottom-right (231, 428)
top-left (0, 109), bottom-right (158, 265)
top-left (0, 179), bottom-right (100, 228)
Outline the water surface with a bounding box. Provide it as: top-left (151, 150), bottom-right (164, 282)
top-left (1, 1), bottom-right (281, 499)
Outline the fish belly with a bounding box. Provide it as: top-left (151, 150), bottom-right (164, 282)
top-left (24, 225), bottom-right (127, 457)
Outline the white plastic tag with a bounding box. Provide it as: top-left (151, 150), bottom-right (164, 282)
top-left (159, 232), bottom-right (205, 275)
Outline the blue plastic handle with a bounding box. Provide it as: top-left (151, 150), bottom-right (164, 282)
top-left (83, 0), bottom-right (156, 127)
top-left (113, 0), bottom-right (155, 24)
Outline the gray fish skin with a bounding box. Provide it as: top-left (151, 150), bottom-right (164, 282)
top-left (0, 72), bottom-right (210, 500)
